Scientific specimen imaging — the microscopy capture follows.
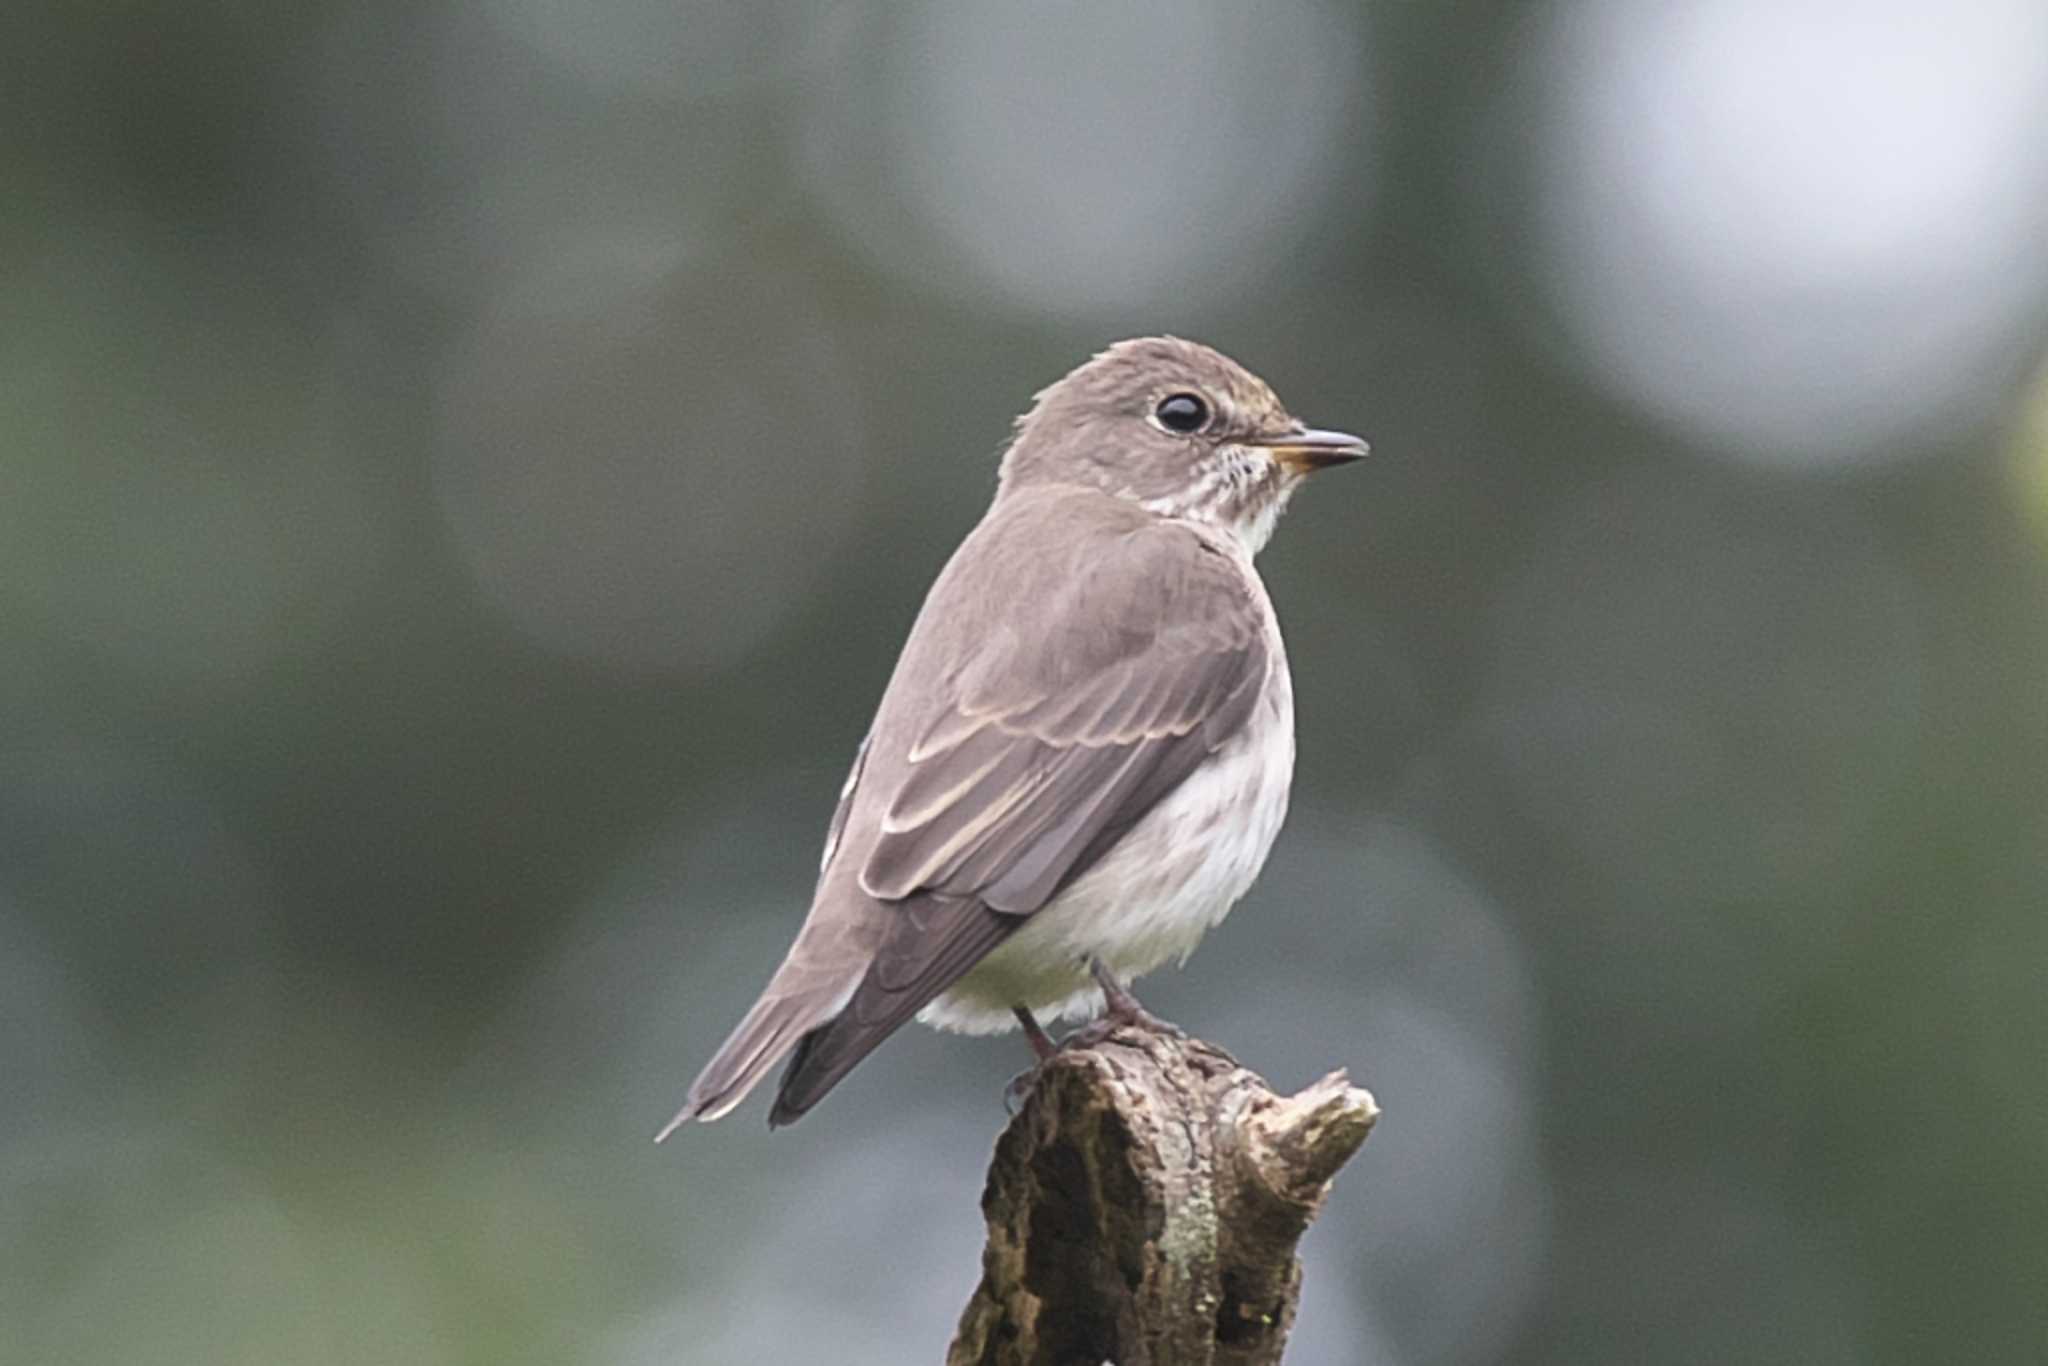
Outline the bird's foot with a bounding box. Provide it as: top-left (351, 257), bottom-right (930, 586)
top-left (1002, 1006), bottom-right (1059, 1114)
top-left (1003, 1066), bottom-right (1038, 1115)
top-left (1040, 959), bottom-right (1186, 1053)
top-left (1087, 956), bottom-right (1184, 1038)
top-left (1000, 970), bottom-right (1190, 1113)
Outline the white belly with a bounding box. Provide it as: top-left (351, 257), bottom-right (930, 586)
top-left (919, 652), bottom-right (1295, 1035)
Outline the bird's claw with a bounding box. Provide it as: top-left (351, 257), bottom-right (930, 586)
top-left (1003, 1066), bottom-right (1039, 1115)
top-left (1088, 957), bottom-right (1184, 1038)
top-left (1001, 966), bottom-right (1194, 1113)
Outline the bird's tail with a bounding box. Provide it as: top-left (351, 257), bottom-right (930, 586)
top-left (661, 897), bottom-right (1014, 1133)
top-left (767, 898), bottom-right (1015, 1127)
top-left (656, 975), bottom-right (854, 1138)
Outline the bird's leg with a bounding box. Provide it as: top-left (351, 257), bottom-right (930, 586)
top-left (1014, 1005), bottom-right (1059, 1062)
top-left (1088, 956), bottom-right (1182, 1035)
top-left (1090, 958), bottom-right (1150, 1026)
top-left (1003, 969), bottom-right (1189, 1112)
top-left (1049, 958), bottom-right (1187, 1054)
top-left (1004, 1006), bottom-right (1059, 1114)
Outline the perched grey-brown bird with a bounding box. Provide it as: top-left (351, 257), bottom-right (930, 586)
top-left (660, 337), bottom-right (1367, 1133)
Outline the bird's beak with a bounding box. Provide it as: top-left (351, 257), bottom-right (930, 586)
top-left (1250, 427), bottom-right (1371, 473)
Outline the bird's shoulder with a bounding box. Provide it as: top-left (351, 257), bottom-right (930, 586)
top-left (909, 483), bottom-right (1270, 682)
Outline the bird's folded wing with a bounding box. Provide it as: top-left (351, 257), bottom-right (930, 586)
top-left (771, 523), bottom-right (1272, 1122)
top-left (864, 524), bottom-right (1269, 914)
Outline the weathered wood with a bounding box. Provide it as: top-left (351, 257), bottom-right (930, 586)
top-left (946, 1025), bottom-right (1377, 1365)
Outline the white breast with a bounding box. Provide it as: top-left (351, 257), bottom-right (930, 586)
top-left (920, 621), bottom-right (1296, 1035)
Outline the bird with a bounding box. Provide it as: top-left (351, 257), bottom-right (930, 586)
top-left (659, 336), bottom-right (1368, 1133)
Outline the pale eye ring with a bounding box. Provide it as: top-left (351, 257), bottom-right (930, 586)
top-left (1153, 392), bottom-right (1210, 434)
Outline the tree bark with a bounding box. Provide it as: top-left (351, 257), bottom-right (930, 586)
top-left (945, 1025), bottom-right (1378, 1366)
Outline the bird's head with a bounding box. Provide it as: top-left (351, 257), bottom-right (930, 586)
top-left (998, 336), bottom-right (1369, 553)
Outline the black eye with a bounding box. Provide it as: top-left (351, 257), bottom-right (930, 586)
top-left (1154, 392), bottom-right (1209, 434)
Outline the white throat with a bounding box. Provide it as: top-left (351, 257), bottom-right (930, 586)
top-left (1139, 447), bottom-right (1300, 555)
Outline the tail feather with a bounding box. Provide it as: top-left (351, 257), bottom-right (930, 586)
top-left (657, 984), bottom-right (849, 1139)
top-left (667, 897), bottom-right (1016, 1133)
top-left (767, 899), bottom-right (1014, 1127)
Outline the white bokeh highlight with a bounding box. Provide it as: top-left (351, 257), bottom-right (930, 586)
top-left (485, 0), bottom-right (845, 101)
top-left (311, 6), bottom-right (786, 308)
top-left (805, 0), bottom-right (1371, 319)
top-left (1206, 816), bottom-right (1550, 1366)
top-left (1523, 0), bottom-right (2048, 466)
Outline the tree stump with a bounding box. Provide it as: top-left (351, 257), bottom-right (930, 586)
top-left (945, 1025), bottom-right (1378, 1365)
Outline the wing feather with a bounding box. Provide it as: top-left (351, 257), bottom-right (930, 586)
top-left (769, 498), bottom-right (1276, 1124)
top-left (861, 521), bottom-right (1269, 914)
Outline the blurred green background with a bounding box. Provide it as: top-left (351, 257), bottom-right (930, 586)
top-left (6, 1), bottom-right (2048, 1363)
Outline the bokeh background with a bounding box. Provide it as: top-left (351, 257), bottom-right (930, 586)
top-left (6, 1), bottom-right (2048, 1362)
